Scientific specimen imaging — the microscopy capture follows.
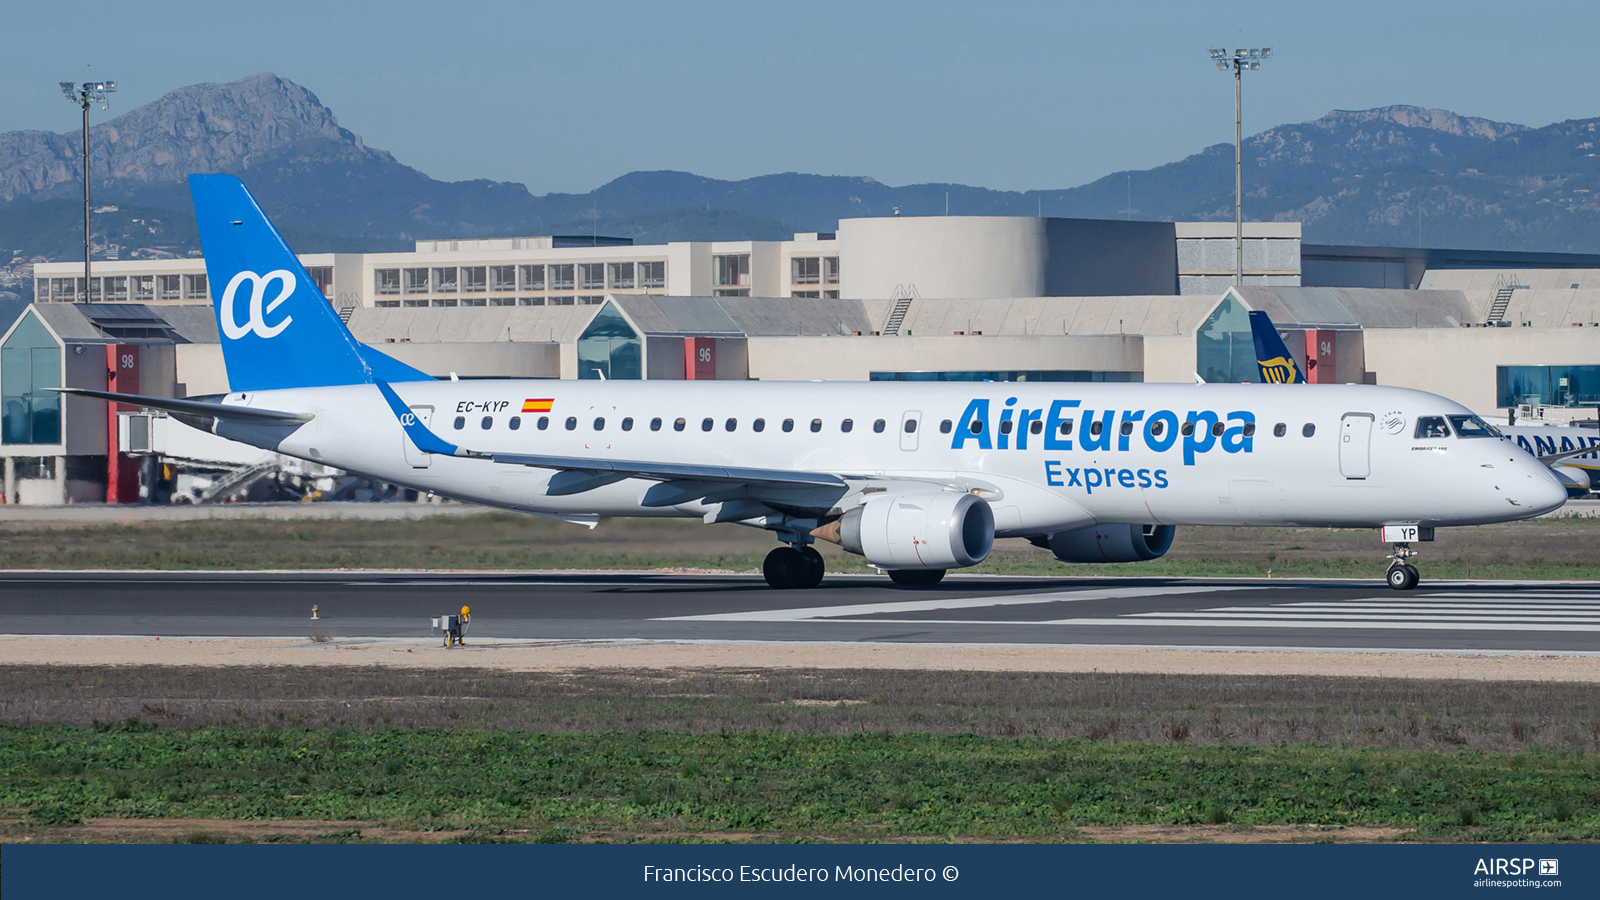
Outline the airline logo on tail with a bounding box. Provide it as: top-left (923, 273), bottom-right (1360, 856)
top-left (220, 269), bottom-right (295, 340)
top-left (1247, 310), bottom-right (1307, 385)
top-left (1258, 355), bottom-right (1300, 384)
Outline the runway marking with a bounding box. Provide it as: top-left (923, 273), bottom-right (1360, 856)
top-left (653, 585), bottom-right (1254, 622)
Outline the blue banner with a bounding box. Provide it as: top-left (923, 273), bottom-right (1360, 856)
top-left (3, 843), bottom-right (1593, 899)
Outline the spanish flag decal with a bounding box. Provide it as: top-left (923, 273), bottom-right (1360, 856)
top-left (522, 398), bottom-right (554, 413)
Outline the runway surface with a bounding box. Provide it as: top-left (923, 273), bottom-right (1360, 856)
top-left (4, 571), bottom-right (1599, 653)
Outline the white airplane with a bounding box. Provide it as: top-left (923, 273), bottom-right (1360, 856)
top-left (62, 176), bottom-right (1568, 592)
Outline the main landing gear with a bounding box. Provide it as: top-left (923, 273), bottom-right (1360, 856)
top-left (1385, 543), bottom-right (1420, 591)
top-left (764, 545), bottom-right (825, 589)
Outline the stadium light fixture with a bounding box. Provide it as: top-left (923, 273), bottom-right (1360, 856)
top-left (61, 78), bottom-right (116, 301)
top-left (1209, 46), bottom-right (1272, 286)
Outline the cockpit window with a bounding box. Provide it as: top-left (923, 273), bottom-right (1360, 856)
top-left (1448, 414), bottom-right (1498, 438)
top-left (1414, 416), bottom-right (1451, 439)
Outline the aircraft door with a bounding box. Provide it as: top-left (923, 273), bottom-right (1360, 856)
top-left (1339, 413), bottom-right (1373, 479)
top-left (900, 411), bottom-right (921, 451)
top-left (403, 406), bottom-right (435, 468)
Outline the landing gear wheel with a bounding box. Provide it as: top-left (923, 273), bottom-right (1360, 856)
top-left (1386, 564), bottom-right (1419, 591)
top-left (888, 569), bottom-right (946, 587)
top-left (797, 546), bottom-right (825, 589)
top-left (764, 546), bottom-right (824, 589)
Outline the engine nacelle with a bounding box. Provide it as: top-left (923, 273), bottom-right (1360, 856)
top-left (834, 491), bottom-right (995, 570)
top-left (1045, 524), bottom-right (1176, 563)
top-left (1552, 464), bottom-right (1592, 498)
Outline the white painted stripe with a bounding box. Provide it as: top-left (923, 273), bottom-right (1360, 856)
top-left (1037, 618), bottom-right (1600, 632)
top-left (1218, 605), bottom-right (1600, 614)
top-left (1131, 611), bottom-right (1600, 623)
top-left (653, 585), bottom-right (1257, 622)
top-left (1423, 592), bottom-right (1600, 600)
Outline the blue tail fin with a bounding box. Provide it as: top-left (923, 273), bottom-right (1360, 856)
top-left (188, 174), bottom-right (431, 391)
top-left (1248, 310), bottom-right (1306, 384)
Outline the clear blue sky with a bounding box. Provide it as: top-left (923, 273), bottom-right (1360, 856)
top-left (5, 0), bottom-right (1599, 195)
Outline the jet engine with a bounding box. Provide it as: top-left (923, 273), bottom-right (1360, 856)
top-left (1552, 464), bottom-right (1593, 499)
top-left (1042, 524), bottom-right (1176, 563)
top-left (821, 491), bottom-right (995, 570)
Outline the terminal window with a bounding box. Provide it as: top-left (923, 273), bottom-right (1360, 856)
top-left (402, 267), bottom-right (428, 294)
top-left (158, 274), bottom-right (181, 301)
top-left (431, 267), bottom-right (458, 292)
top-left (490, 265), bottom-right (517, 292)
top-left (130, 275), bottom-right (153, 301)
top-left (549, 264), bottom-right (575, 290)
top-left (639, 261), bottom-right (665, 288)
top-left (304, 267), bottom-right (333, 298)
top-left (461, 266), bottom-right (487, 292)
top-left (2, 312), bottom-right (62, 446)
top-left (715, 254), bottom-right (750, 287)
top-left (608, 262), bottom-right (634, 289)
top-left (519, 264), bottom-right (545, 290)
top-left (792, 291), bottom-right (820, 299)
top-left (103, 276), bottom-right (127, 302)
top-left (824, 256), bottom-right (840, 284)
top-left (870, 370), bottom-right (1144, 383)
top-left (375, 269), bottom-right (400, 295)
top-left (579, 263), bottom-right (606, 290)
top-left (1497, 365), bottom-right (1600, 408)
top-left (183, 273), bottom-right (208, 300)
top-left (792, 257), bottom-right (820, 285)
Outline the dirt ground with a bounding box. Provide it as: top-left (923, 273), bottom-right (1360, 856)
top-left (4, 637), bottom-right (1598, 682)
top-left (0, 816), bottom-right (1418, 845)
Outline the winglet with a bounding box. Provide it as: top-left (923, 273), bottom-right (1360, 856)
top-left (373, 380), bottom-right (469, 458)
top-left (1249, 310), bottom-right (1307, 384)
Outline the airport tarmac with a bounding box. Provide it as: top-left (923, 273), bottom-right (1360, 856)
top-left (3, 571), bottom-right (1598, 655)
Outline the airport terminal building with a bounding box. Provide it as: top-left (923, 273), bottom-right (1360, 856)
top-left (10, 214), bottom-right (1599, 504)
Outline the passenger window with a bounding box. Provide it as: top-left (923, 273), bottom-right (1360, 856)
top-left (509, 416), bottom-right (521, 431)
top-left (1180, 422), bottom-right (1195, 437)
top-left (905, 419), bottom-right (918, 433)
top-left (873, 419), bottom-right (886, 433)
top-left (1089, 420), bottom-right (1102, 437)
top-left (725, 418), bottom-right (737, 432)
top-left (753, 418), bottom-right (766, 432)
top-left (674, 418), bottom-right (686, 432)
top-left (1150, 420), bottom-right (1164, 437)
top-left (1448, 414), bottom-right (1497, 438)
top-left (1415, 416), bottom-right (1450, 439)
top-left (702, 418), bottom-right (714, 432)
top-left (783, 419), bottom-right (795, 432)
top-left (538, 416), bottom-right (549, 430)
top-left (810, 419), bottom-right (822, 433)
top-left (970, 420), bottom-right (985, 434)
top-left (1060, 420), bottom-right (1073, 435)
top-left (999, 420), bottom-right (1013, 435)
top-left (1302, 423), bottom-right (1316, 437)
top-left (940, 420), bottom-right (952, 434)
top-left (481, 416), bottom-right (493, 430)
top-left (621, 417), bottom-right (633, 431)
top-left (565, 417), bottom-right (577, 431)
top-left (1242, 422), bottom-right (1256, 437)
top-left (1273, 423), bottom-right (1286, 437)
top-left (1211, 421), bottom-right (1225, 437)
top-left (1119, 420), bottom-right (1134, 436)
top-left (453, 416), bottom-right (465, 430)
top-left (650, 417), bottom-right (662, 431)
top-left (841, 419), bottom-right (853, 433)
top-left (593, 417), bottom-right (605, 430)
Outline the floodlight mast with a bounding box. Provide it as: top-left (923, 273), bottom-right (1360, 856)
top-left (1209, 47), bottom-right (1270, 286)
top-left (61, 79), bottom-right (115, 301)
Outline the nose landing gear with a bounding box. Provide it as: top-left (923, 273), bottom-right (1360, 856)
top-left (1385, 543), bottom-right (1420, 591)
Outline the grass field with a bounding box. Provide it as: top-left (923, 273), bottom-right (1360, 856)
top-left (4, 666), bottom-right (1599, 844)
top-left (0, 510), bottom-right (1596, 580)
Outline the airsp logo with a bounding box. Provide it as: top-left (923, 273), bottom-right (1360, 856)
top-left (1381, 410), bottom-right (1406, 435)
top-left (221, 269), bottom-right (295, 340)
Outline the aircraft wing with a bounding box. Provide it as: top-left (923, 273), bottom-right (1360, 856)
top-left (1538, 443), bottom-right (1600, 465)
top-left (490, 451), bottom-right (846, 496)
top-left (51, 387), bottom-right (314, 423)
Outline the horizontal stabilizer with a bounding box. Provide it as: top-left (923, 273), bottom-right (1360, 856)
top-left (52, 388), bottom-right (313, 423)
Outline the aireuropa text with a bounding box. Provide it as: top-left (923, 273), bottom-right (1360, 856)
top-left (641, 865), bottom-right (943, 883)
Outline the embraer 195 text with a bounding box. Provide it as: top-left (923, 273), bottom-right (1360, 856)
top-left (62, 176), bottom-right (1569, 591)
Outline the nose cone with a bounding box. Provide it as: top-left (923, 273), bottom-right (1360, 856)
top-left (1521, 460), bottom-right (1569, 516)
